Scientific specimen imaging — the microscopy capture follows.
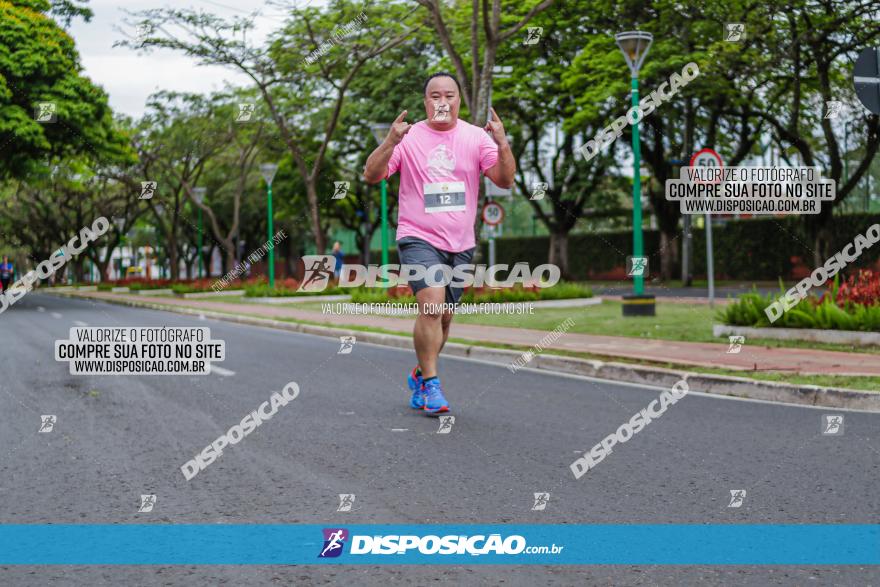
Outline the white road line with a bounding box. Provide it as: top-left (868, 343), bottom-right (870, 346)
top-left (37, 306), bottom-right (45, 312)
top-left (51, 312), bottom-right (62, 319)
top-left (391, 428), bottom-right (409, 432)
top-left (73, 320), bottom-right (89, 327)
top-left (210, 365), bottom-right (236, 377)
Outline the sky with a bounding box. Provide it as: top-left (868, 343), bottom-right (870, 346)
top-left (67, 0), bottom-right (317, 118)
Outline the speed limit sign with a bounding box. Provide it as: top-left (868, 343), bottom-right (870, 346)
top-left (689, 148), bottom-right (724, 184)
top-left (482, 201), bottom-right (505, 225)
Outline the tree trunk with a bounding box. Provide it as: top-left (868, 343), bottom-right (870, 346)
top-left (548, 230), bottom-right (571, 280)
top-left (169, 245), bottom-right (180, 281)
top-left (659, 229), bottom-right (679, 282)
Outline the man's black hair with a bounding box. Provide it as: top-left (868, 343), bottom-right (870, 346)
top-left (423, 72), bottom-right (461, 96)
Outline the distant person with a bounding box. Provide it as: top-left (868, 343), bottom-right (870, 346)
top-left (0, 256), bottom-right (13, 292)
top-left (332, 241), bottom-right (344, 279)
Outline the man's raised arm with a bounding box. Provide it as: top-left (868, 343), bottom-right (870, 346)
top-left (363, 110), bottom-right (411, 184)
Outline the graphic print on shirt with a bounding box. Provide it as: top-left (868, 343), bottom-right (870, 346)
top-left (426, 144), bottom-right (456, 181)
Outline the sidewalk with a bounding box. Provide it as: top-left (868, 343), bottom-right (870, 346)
top-left (77, 291), bottom-right (878, 377)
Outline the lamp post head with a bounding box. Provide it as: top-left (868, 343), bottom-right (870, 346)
top-left (615, 31), bottom-right (653, 77)
top-left (192, 187), bottom-right (207, 204)
top-left (370, 123), bottom-right (391, 144)
top-left (260, 163), bottom-right (279, 186)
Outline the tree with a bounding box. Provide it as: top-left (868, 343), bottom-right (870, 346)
top-left (120, 0), bottom-right (422, 255)
top-left (0, 0), bottom-right (126, 179)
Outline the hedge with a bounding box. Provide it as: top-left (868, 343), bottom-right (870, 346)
top-left (371, 213), bottom-right (880, 281)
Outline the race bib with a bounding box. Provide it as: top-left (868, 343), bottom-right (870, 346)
top-left (424, 181), bottom-right (465, 213)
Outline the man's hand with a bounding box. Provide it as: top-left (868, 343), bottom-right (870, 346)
top-left (387, 110), bottom-right (412, 145)
top-left (483, 107), bottom-right (515, 189)
top-left (363, 110), bottom-right (410, 184)
top-left (484, 107), bottom-right (508, 146)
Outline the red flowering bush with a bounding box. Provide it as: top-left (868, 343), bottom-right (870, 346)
top-left (834, 269), bottom-right (880, 307)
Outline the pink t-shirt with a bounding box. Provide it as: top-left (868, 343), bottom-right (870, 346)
top-left (387, 119), bottom-right (499, 253)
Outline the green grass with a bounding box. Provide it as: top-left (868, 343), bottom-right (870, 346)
top-left (261, 298), bottom-right (880, 355)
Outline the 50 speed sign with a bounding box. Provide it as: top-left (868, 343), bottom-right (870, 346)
top-left (689, 148), bottom-right (724, 184)
top-left (481, 201), bottom-right (505, 225)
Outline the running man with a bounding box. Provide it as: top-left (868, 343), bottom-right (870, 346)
top-left (0, 256), bottom-right (13, 292)
top-left (363, 72), bottom-right (515, 415)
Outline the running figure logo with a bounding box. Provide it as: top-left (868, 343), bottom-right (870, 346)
top-left (337, 494), bottom-right (355, 512)
top-left (39, 415), bottom-right (56, 433)
top-left (337, 336), bottom-right (356, 355)
top-left (727, 335), bottom-right (745, 354)
top-left (436, 415), bottom-right (455, 434)
top-left (824, 101), bottom-right (844, 119)
top-left (318, 528), bottom-right (349, 558)
top-left (138, 494), bottom-right (157, 512)
top-left (523, 27), bottom-right (543, 45)
top-left (432, 102), bottom-right (450, 121)
top-left (727, 490), bottom-right (746, 508)
top-left (332, 181), bottom-right (349, 200)
top-left (821, 414), bottom-right (844, 435)
top-left (725, 23), bottom-right (745, 42)
top-left (35, 102), bottom-right (56, 123)
top-left (140, 181), bottom-right (157, 200)
top-left (530, 182), bottom-right (548, 201)
top-left (531, 492), bottom-right (550, 511)
top-left (236, 103), bottom-right (255, 122)
top-left (298, 255), bottom-right (336, 292)
top-left (627, 256), bottom-right (648, 277)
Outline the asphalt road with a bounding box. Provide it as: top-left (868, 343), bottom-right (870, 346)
top-left (0, 292), bottom-right (877, 586)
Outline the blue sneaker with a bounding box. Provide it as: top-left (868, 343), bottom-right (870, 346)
top-left (422, 377), bottom-right (449, 415)
top-left (407, 366), bottom-right (425, 409)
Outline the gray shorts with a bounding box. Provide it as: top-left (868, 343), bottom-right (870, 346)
top-left (397, 236), bottom-right (475, 305)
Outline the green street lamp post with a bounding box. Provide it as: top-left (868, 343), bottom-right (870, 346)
top-left (260, 163), bottom-right (279, 288)
top-left (370, 124), bottom-right (392, 286)
top-left (154, 203), bottom-right (165, 280)
top-left (616, 30), bottom-right (656, 317)
top-left (192, 187), bottom-right (207, 279)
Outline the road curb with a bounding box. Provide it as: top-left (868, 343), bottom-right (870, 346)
top-left (50, 291), bottom-right (880, 412)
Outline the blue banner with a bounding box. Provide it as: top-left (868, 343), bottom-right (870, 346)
top-left (0, 524), bottom-right (877, 565)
